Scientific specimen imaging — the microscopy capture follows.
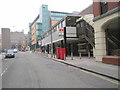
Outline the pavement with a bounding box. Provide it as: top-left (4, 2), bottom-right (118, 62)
top-left (0, 53), bottom-right (6, 90)
top-left (0, 53), bottom-right (6, 89)
top-left (0, 54), bottom-right (2, 90)
top-left (39, 52), bottom-right (120, 81)
top-left (0, 53), bottom-right (5, 89)
top-left (0, 53), bottom-right (6, 60)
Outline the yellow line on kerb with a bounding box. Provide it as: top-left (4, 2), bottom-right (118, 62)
top-left (67, 65), bottom-right (120, 85)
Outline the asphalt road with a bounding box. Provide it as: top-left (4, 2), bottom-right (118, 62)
top-left (2, 52), bottom-right (119, 88)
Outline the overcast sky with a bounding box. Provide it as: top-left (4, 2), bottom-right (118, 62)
top-left (0, 0), bottom-right (93, 34)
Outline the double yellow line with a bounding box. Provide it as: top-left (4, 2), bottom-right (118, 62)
top-left (57, 61), bottom-right (120, 86)
top-left (69, 65), bottom-right (120, 85)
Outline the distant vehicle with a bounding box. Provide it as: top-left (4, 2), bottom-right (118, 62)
top-left (21, 49), bottom-right (26, 52)
top-left (13, 49), bottom-right (18, 53)
top-left (5, 49), bottom-right (15, 58)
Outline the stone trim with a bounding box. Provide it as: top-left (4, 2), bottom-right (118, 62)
top-left (93, 6), bottom-right (120, 21)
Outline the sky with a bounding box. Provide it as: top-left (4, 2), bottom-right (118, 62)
top-left (0, 0), bottom-right (93, 34)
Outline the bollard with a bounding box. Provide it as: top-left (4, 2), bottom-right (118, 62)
top-left (88, 52), bottom-right (90, 59)
top-left (71, 52), bottom-right (73, 60)
top-left (79, 52), bottom-right (81, 59)
top-left (64, 53), bottom-right (66, 60)
top-left (71, 44), bottom-right (73, 60)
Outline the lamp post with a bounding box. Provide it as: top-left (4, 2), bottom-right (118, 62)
top-left (38, 40), bottom-right (41, 52)
top-left (49, 9), bottom-right (53, 58)
top-left (50, 29), bottom-right (54, 58)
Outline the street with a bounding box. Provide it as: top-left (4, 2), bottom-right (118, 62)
top-left (2, 52), bottom-right (119, 88)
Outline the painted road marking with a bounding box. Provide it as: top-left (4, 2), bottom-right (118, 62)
top-left (1, 58), bottom-right (15, 76)
top-left (68, 65), bottom-right (120, 85)
top-left (32, 54), bottom-right (120, 86)
top-left (1, 68), bottom-right (8, 76)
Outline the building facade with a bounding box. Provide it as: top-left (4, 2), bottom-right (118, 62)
top-left (1, 28), bottom-right (11, 50)
top-left (41, 15), bottom-right (81, 57)
top-left (0, 34), bottom-right (2, 52)
top-left (31, 23), bottom-right (37, 50)
top-left (93, 1), bottom-right (120, 61)
top-left (73, 4), bottom-right (95, 58)
top-left (50, 11), bottom-right (70, 26)
top-left (39, 4), bottom-right (50, 33)
top-left (76, 14), bottom-right (94, 58)
top-left (29, 15), bottom-right (42, 50)
top-left (10, 31), bottom-right (27, 50)
top-left (29, 4), bottom-right (71, 50)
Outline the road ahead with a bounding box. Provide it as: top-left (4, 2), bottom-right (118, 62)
top-left (2, 52), bottom-right (119, 88)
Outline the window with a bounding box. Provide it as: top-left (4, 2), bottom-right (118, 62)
top-left (63, 20), bottom-right (66, 27)
top-left (58, 24), bottom-right (60, 28)
top-left (59, 23), bottom-right (61, 28)
top-left (76, 23), bottom-right (80, 27)
top-left (61, 21), bottom-right (63, 28)
top-left (37, 29), bottom-right (42, 31)
top-left (54, 26), bottom-right (57, 32)
top-left (51, 17), bottom-right (63, 21)
top-left (57, 25), bottom-right (58, 30)
top-left (100, 1), bottom-right (108, 14)
top-left (81, 21), bottom-right (84, 27)
top-left (37, 35), bottom-right (41, 37)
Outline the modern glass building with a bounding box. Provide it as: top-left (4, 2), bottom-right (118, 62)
top-left (50, 11), bottom-right (70, 26)
top-left (29, 4), bottom-right (71, 50)
top-left (29, 15), bottom-right (42, 50)
top-left (36, 23), bottom-right (42, 41)
top-left (39, 4), bottom-right (70, 32)
top-left (39, 4), bottom-right (50, 33)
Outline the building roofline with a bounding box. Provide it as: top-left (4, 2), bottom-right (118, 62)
top-left (51, 14), bottom-right (82, 28)
top-left (30, 15), bottom-right (39, 27)
top-left (78, 4), bottom-right (93, 15)
top-left (51, 11), bottom-right (72, 14)
top-left (42, 14), bottom-right (81, 37)
top-left (1, 28), bottom-right (10, 30)
top-left (93, 6), bottom-right (120, 21)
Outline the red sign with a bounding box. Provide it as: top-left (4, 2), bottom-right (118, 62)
top-left (59, 29), bottom-right (64, 32)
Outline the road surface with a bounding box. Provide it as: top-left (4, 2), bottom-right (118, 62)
top-left (2, 52), bottom-right (119, 88)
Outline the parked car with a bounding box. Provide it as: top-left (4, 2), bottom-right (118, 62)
top-left (5, 49), bottom-right (15, 58)
top-left (13, 49), bottom-right (18, 53)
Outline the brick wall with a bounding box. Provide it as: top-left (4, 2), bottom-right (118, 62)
top-left (2, 28), bottom-right (11, 50)
top-left (93, 2), bottom-right (120, 17)
top-left (108, 2), bottom-right (120, 10)
top-left (93, 2), bottom-right (101, 17)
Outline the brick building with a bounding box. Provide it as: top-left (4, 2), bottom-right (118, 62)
top-left (93, 0), bottom-right (120, 63)
top-left (1, 28), bottom-right (11, 50)
top-left (10, 31), bottom-right (28, 50)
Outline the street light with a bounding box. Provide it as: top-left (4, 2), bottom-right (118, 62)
top-left (49, 9), bottom-right (53, 58)
top-left (38, 40), bottom-right (41, 52)
top-left (51, 29), bottom-right (53, 58)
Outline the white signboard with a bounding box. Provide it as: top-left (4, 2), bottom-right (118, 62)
top-left (38, 40), bottom-right (41, 45)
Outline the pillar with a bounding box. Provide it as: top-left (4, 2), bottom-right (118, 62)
top-left (94, 26), bottom-right (107, 61)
